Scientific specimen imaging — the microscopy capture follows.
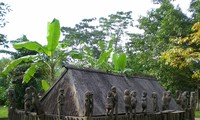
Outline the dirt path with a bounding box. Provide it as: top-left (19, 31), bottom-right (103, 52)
top-left (196, 118), bottom-right (200, 120)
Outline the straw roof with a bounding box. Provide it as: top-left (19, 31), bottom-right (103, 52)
top-left (41, 65), bottom-right (179, 116)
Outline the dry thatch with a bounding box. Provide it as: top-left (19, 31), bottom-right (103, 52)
top-left (40, 66), bottom-right (179, 116)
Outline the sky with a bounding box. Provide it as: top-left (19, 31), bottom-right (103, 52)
top-left (0, 0), bottom-right (191, 47)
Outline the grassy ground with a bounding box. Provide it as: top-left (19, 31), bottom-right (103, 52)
top-left (196, 111), bottom-right (200, 118)
top-left (0, 106), bottom-right (8, 118)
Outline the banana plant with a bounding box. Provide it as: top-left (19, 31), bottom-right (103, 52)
top-left (112, 53), bottom-right (132, 74)
top-left (84, 37), bottom-right (114, 70)
top-left (2, 19), bottom-right (61, 91)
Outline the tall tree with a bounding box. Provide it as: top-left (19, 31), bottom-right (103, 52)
top-left (0, 2), bottom-right (11, 48)
top-left (61, 18), bottom-right (105, 58)
top-left (99, 11), bottom-right (133, 51)
top-left (189, 0), bottom-right (200, 23)
top-left (126, 0), bottom-right (192, 91)
top-left (61, 11), bottom-right (133, 60)
top-left (160, 22), bottom-right (200, 80)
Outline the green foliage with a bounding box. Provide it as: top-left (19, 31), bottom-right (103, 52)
top-left (99, 11), bottom-right (133, 51)
top-left (61, 18), bottom-right (105, 58)
top-left (2, 55), bottom-right (38, 76)
top-left (61, 11), bottom-right (133, 59)
top-left (125, 1), bottom-right (193, 91)
top-left (42, 80), bottom-right (50, 92)
top-left (14, 41), bottom-right (49, 55)
top-left (112, 53), bottom-right (127, 72)
top-left (160, 22), bottom-right (200, 79)
top-left (47, 19), bottom-right (60, 54)
top-left (0, 106), bottom-right (8, 118)
top-left (195, 111), bottom-right (200, 118)
top-left (0, 87), bottom-right (7, 105)
top-left (3, 19), bottom-right (62, 89)
top-left (190, 0), bottom-right (200, 23)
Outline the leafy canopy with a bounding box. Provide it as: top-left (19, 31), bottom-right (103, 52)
top-left (160, 22), bottom-right (200, 79)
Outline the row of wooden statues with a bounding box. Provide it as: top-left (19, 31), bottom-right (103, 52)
top-left (8, 86), bottom-right (45, 120)
top-left (8, 86), bottom-right (196, 120)
top-left (82, 86), bottom-right (197, 119)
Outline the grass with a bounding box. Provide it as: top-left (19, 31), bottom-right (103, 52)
top-left (196, 111), bottom-right (200, 118)
top-left (0, 106), bottom-right (8, 118)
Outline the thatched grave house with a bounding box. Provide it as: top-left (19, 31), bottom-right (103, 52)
top-left (40, 65), bottom-right (179, 117)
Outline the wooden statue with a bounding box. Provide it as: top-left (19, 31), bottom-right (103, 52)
top-left (24, 87), bottom-right (32, 115)
top-left (124, 89), bottom-right (132, 118)
top-left (111, 86), bottom-right (118, 119)
top-left (152, 92), bottom-right (159, 113)
top-left (181, 91), bottom-right (189, 110)
top-left (162, 92), bottom-right (167, 110)
top-left (84, 91), bottom-right (93, 117)
top-left (106, 91), bottom-right (114, 117)
top-left (131, 90), bottom-right (137, 117)
top-left (190, 91), bottom-right (196, 110)
top-left (175, 90), bottom-right (182, 108)
top-left (57, 88), bottom-right (65, 119)
top-left (166, 91), bottom-right (171, 110)
top-left (8, 88), bottom-right (16, 120)
top-left (141, 91), bottom-right (147, 114)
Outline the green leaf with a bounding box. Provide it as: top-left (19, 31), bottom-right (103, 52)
top-left (97, 48), bottom-right (113, 65)
top-left (108, 37), bottom-right (115, 49)
top-left (71, 53), bottom-right (82, 60)
top-left (47, 18), bottom-right (61, 53)
top-left (23, 63), bottom-right (38, 83)
top-left (2, 55), bottom-right (38, 75)
top-left (84, 54), bottom-right (96, 67)
top-left (14, 41), bottom-right (49, 55)
top-left (42, 80), bottom-right (50, 92)
top-left (117, 53), bottom-right (127, 71)
top-left (112, 53), bottom-right (119, 70)
top-left (68, 50), bottom-right (82, 60)
top-left (98, 40), bottom-right (106, 52)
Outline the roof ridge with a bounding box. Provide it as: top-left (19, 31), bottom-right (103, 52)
top-left (64, 64), bottom-right (156, 81)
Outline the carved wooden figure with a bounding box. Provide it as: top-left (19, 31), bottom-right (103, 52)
top-left (124, 89), bottom-right (132, 118)
top-left (166, 91), bottom-right (171, 110)
top-left (175, 90), bottom-right (182, 108)
top-left (181, 91), bottom-right (189, 110)
top-left (162, 92), bottom-right (167, 110)
top-left (84, 91), bottom-right (93, 117)
top-left (32, 92), bottom-right (45, 115)
top-left (57, 88), bottom-right (65, 119)
top-left (111, 86), bottom-right (118, 119)
top-left (24, 87), bottom-right (32, 114)
top-left (190, 91), bottom-right (196, 110)
top-left (141, 91), bottom-right (147, 114)
top-left (131, 90), bottom-right (137, 117)
top-left (152, 92), bottom-right (159, 113)
top-left (106, 91), bottom-right (114, 117)
top-left (8, 88), bottom-right (16, 120)
top-left (190, 91), bottom-right (196, 120)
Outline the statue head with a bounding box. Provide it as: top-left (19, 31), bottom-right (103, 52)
top-left (142, 91), bottom-right (147, 97)
top-left (25, 87), bottom-right (31, 94)
top-left (152, 92), bottom-right (157, 98)
top-left (124, 89), bottom-right (130, 95)
top-left (191, 91), bottom-right (195, 97)
top-left (59, 88), bottom-right (64, 94)
top-left (131, 90), bottom-right (137, 97)
top-left (107, 91), bottom-right (112, 97)
top-left (111, 86), bottom-right (116, 93)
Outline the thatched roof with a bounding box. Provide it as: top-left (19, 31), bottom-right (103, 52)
top-left (41, 65), bottom-right (179, 116)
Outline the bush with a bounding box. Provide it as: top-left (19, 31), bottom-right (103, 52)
top-left (0, 87), bottom-right (7, 105)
